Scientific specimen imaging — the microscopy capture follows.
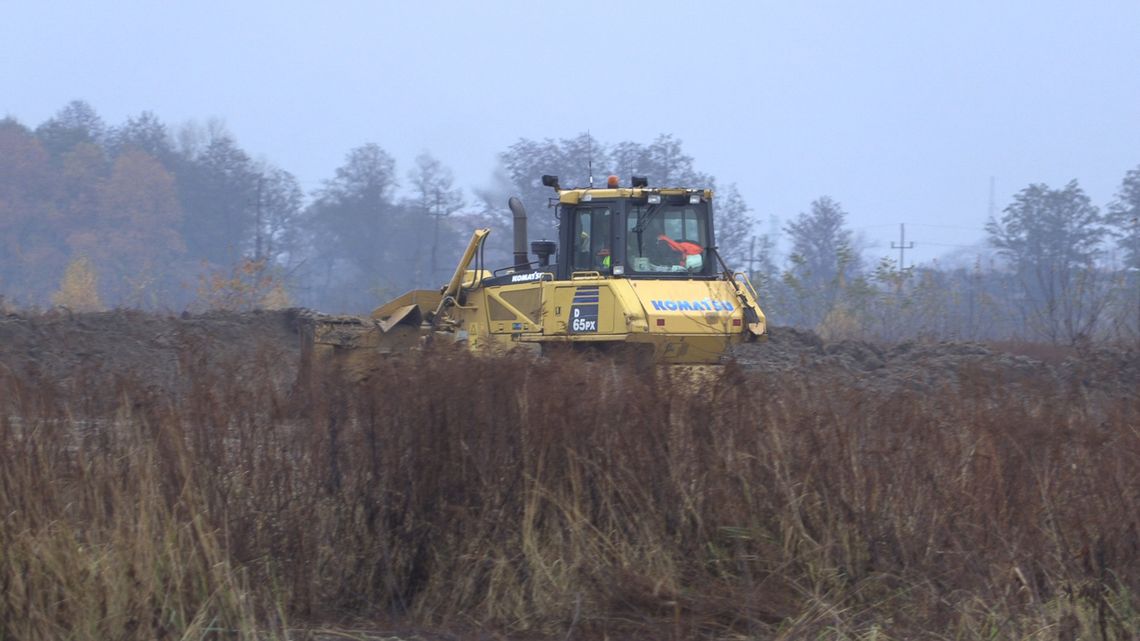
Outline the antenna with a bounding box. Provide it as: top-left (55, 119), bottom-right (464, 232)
top-left (587, 130), bottom-right (594, 188)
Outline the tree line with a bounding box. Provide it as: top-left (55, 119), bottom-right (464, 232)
top-left (765, 178), bottom-right (1140, 344)
top-left (0, 102), bottom-right (756, 313)
top-left (2, 100), bottom-right (1138, 343)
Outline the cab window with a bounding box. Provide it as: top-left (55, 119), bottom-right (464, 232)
top-left (626, 204), bottom-right (709, 274)
top-left (572, 207), bottom-right (612, 272)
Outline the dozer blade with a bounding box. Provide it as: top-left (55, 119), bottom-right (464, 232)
top-left (304, 296), bottom-right (438, 382)
top-left (369, 289), bottom-right (443, 323)
top-left (377, 303), bottom-right (423, 333)
top-left (306, 318), bottom-right (425, 383)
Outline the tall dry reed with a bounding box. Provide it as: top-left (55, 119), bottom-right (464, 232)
top-left (1, 341), bottom-right (1137, 639)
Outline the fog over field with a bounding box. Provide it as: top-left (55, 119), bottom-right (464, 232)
top-left (3, 2), bottom-right (1140, 340)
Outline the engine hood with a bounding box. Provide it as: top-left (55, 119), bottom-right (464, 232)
top-left (624, 278), bottom-right (764, 337)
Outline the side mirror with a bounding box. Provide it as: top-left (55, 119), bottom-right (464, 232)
top-left (541, 174), bottom-right (560, 190)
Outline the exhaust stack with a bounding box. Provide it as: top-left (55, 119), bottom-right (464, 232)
top-left (508, 197), bottom-right (528, 269)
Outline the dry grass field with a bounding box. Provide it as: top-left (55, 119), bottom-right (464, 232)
top-left (1, 310), bottom-right (1138, 640)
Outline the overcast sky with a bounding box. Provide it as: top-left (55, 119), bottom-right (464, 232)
top-left (4, 1), bottom-right (1139, 267)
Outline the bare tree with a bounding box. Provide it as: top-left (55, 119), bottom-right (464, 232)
top-left (407, 153), bottom-right (463, 283)
top-left (1107, 166), bottom-right (1140, 338)
top-left (781, 196), bottom-right (861, 328)
top-left (986, 180), bottom-right (1111, 344)
top-left (712, 183), bottom-right (756, 268)
top-left (499, 133), bottom-right (604, 241)
top-left (35, 100), bottom-right (106, 156)
top-left (305, 143), bottom-right (401, 310)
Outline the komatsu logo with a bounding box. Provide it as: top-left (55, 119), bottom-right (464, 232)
top-left (510, 272), bottom-right (544, 283)
top-left (650, 299), bottom-right (736, 312)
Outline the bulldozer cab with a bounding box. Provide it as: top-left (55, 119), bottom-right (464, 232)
top-left (553, 180), bottom-right (717, 281)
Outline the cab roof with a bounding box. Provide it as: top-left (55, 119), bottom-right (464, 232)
top-left (556, 187), bottom-right (714, 205)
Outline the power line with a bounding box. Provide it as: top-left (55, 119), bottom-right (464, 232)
top-left (906, 222), bottom-right (987, 232)
top-left (923, 241), bottom-right (987, 249)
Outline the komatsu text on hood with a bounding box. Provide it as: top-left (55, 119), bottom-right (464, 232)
top-left (649, 299), bottom-right (736, 313)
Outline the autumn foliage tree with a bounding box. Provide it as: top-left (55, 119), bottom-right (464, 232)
top-left (94, 150), bottom-right (185, 304)
top-left (0, 118), bottom-right (67, 302)
top-left (51, 256), bottom-right (104, 311)
top-left (0, 104), bottom-right (285, 309)
top-left (195, 257), bottom-right (289, 311)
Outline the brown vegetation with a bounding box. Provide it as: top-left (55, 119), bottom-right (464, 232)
top-left (195, 258), bottom-right (292, 312)
top-left (1, 313), bottom-right (1138, 639)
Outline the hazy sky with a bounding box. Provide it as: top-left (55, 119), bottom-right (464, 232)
top-left (5, 1), bottom-right (1139, 266)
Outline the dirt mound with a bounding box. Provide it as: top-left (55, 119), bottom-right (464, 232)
top-left (2, 311), bottom-right (1136, 400)
top-left (0, 308), bottom-right (307, 397)
top-left (732, 326), bottom-right (1139, 397)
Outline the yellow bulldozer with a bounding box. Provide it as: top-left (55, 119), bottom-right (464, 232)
top-left (309, 174), bottom-right (766, 372)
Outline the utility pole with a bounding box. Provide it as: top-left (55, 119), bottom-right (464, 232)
top-left (988, 176), bottom-right (997, 221)
top-left (430, 188), bottom-right (441, 281)
top-left (744, 236), bottom-right (761, 279)
top-left (891, 223), bottom-right (914, 271)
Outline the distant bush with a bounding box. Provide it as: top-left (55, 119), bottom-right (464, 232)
top-left (194, 257), bottom-right (290, 311)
